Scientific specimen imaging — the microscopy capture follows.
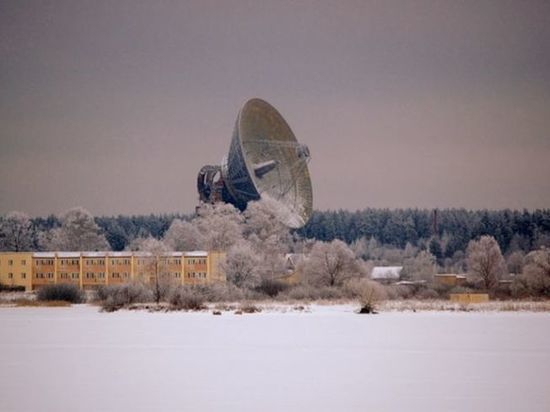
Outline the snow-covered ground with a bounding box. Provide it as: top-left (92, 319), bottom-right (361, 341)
top-left (0, 305), bottom-right (549, 412)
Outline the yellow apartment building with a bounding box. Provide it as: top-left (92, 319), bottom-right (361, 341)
top-left (56, 252), bottom-right (81, 288)
top-left (0, 252), bottom-right (32, 291)
top-left (0, 251), bottom-right (226, 291)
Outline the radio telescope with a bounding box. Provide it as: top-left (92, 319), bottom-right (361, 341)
top-left (197, 98), bottom-right (312, 228)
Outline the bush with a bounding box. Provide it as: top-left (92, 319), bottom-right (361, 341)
top-left (170, 286), bottom-right (206, 310)
top-left (255, 279), bottom-right (288, 297)
top-left (0, 283), bottom-right (25, 292)
top-left (344, 278), bottom-right (387, 314)
top-left (448, 285), bottom-right (475, 295)
top-left (37, 284), bottom-right (85, 303)
top-left (510, 276), bottom-right (530, 298)
top-left (239, 302), bottom-right (262, 313)
top-left (96, 283), bottom-right (153, 312)
top-left (189, 283), bottom-right (248, 302)
top-left (385, 285), bottom-right (414, 300)
top-left (279, 284), bottom-right (345, 301)
top-left (414, 288), bottom-right (440, 300)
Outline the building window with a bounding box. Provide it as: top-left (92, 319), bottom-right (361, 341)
top-left (8, 259), bottom-right (13, 266)
top-left (21, 273), bottom-right (26, 279)
top-left (21, 259), bottom-right (26, 265)
top-left (8, 273), bottom-right (13, 279)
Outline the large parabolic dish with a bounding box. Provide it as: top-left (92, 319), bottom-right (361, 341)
top-left (197, 98), bottom-right (312, 228)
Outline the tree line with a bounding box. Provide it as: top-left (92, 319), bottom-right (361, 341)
top-left (1, 205), bottom-right (549, 300)
top-left (1, 207), bottom-right (549, 255)
top-left (298, 208), bottom-right (550, 256)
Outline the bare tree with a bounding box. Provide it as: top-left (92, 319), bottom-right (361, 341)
top-left (467, 235), bottom-right (506, 290)
top-left (221, 241), bottom-right (262, 289)
top-left (41, 207), bottom-right (109, 251)
top-left (134, 237), bottom-right (173, 304)
top-left (302, 239), bottom-right (363, 287)
top-left (522, 247), bottom-right (550, 297)
top-left (506, 250), bottom-right (525, 275)
top-left (401, 250), bottom-right (436, 282)
top-left (0, 211), bottom-right (34, 251)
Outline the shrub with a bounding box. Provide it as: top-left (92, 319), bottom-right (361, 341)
top-left (37, 284), bottom-right (85, 303)
top-left (0, 283), bottom-right (25, 292)
top-left (385, 284), bottom-right (413, 300)
top-left (448, 285), bottom-right (475, 295)
top-left (190, 283), bottom-right (247, 302)
top-left (414, 288), bottom-right (440, 300)
top-left (97, 283), bottom-right (153, 312)
top-left (510, 276), bottom-right (530, 298)
top-left (345, 278), bottom-right (387, 314)
top-left (239, 302), bottom-right (261, 313)
top-left (279, 284), bottom-right (345, 301)
top-left (255, 279), bottom-right (288, 297)
top-left (169, 286), bottom-right (206, 310)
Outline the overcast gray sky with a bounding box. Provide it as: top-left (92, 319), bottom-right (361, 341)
top-left (1, 0), bottom-right (549, 216)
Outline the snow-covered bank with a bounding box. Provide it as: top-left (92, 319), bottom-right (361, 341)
top-left (0, 305), bottom-right (549, 411)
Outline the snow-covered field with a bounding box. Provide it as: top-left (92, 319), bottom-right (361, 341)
top-left (0, 305), bottom-right (549, 412)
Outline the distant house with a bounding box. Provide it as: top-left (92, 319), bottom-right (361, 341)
top-left (434, 274), bottom-right (467, 287)
top-left (279, 253), bottom-right (307, 285)
top-left (370, 266), bottom-right (402, 282)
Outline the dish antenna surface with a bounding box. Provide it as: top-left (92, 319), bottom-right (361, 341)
top-left (197, 98), bottom-right (312, 228)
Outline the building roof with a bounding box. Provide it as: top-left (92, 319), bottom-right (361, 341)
top-left (33, 252), bottom-right (56, 258)
top-left (56, 252), bottom-right (80, 258)
top-left (20, 251), bottom-right (208, 258)
top-left (395, 280), bottom-right (427, 286)
top-left (435, 274), bottom-right (467, 279)
top-left (108, 251), bottom-right (133, 257)
top-left (82, 252), bottom-right (106, 257)
top-left (371, 266), bottom-right (402, 280)
top-left (184, 251), bottom-right (208, 257)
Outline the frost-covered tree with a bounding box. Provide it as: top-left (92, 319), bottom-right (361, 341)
top-left (401, 250), bottom-right (436, 282)
top-left (345, 278), bottom-right (387, 313)
top-left (240, 198), bottom-right (294, 281)
top-left (163, 219), bottom-right (202, 251)
top-left (243, 198), bottom-right (292, 245)
top-left (132, 237), bottom-right (173, 304)
top-left (303, 239), bottom-right (364, 287)
top-left (222, 241), bottom-right (261, 289)
top-left (522, 247), bottom-right (550, 297)
top-left (467, 235), bottom-right (506, 290)
top-left (193, 203), bottom-right (244, 250)
top-left (0, 211), bottom-right (34, 251)
top-left (506, 250), bottom-right (525, 275)
top-left (41, 207), bottom-right (109, 251)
